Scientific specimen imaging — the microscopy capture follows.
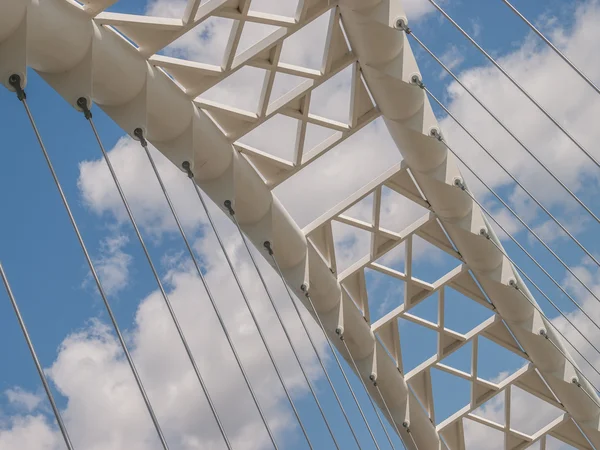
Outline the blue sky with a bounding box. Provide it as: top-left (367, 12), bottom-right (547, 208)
top-left (1, 0), bottom-right (600, 449)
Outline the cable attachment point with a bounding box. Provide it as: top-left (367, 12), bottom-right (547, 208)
top-left (8, 74), bottom-right (26, 101)
top-left (182, 161), bottom-right (194, 179)
top-left (224, 200), bottom-right (234, 216)
top-left (76, 97), bottom-right (92, 120)
top-left (453, 177), bottom-right (466, 190)
top-left (479, 227), bottom-right (490, 239)
top-left (508, 278), bottom-right (518, 289)
top-left (410, 74), bottom-right (424, 89)
top-left (369, 373), bottom-right (377, 386)
top-left (133, 128), bottom-right (148, 147)
top-left (402, 421), bottom-right (411, 433)
top-left (263, 241), bottom-right (274, 256)
top-left (300, 284), bottom-right (311, 298)
top-left (430, 127), bottom-right (443, 141)
top-left (394, 17), bottom-right (411, 34)
top-left (335, 327), bottom-right (344, 340)
top-left (539, 328), bottom-right (548, 338)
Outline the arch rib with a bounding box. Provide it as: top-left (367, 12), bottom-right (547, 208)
top-left (0, 0), bottom-right (437, 448)
top-left (2, 0), bottom-right (598, 448)
top-left (337, 0), bottom-right (600, 447)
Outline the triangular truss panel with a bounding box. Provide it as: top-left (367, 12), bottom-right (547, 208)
top-left (1, 0), bottom-right (598, 448)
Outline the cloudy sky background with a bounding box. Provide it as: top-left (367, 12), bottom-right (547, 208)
top-left (1, 0), bottom-right (600, 448)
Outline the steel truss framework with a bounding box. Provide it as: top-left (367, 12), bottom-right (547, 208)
top-left (1, 0), bottom-right (599, 449)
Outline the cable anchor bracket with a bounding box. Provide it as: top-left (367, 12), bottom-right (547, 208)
top-left (8, 74), bottom-right (26, 101)
top-left (223, 200), bottom-right (235, 216)
top-left (263, 241), bottom-right (274, 256)
top-left (394, 18), bottom-right (411, 34)
top-left (76, 97), bottom-right (92, 120)
top-left (410, 74), bottom-right (425, 89)
top-left (133, 128), bottom-right (148, 147)
top-left (182, 161), bottom-right (194, 179)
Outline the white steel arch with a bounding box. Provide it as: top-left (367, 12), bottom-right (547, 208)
top-left (1, 0), bottom-right (598, 448)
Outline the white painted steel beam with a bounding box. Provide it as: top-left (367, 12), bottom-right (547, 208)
top-left (337, 0), bottom-right (600, 447)
top-left (1, 0), bottom-right (597, 448)
top-left (0, 0), bottom-right (435, 448)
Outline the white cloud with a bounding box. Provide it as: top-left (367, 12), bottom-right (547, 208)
top-left (529, 214), bottom-right (589, 245)
top-left (0, 414), bottom-right (63, 450)
top-left (439, 0), bottom-right (600, 217)
top-left (78, 137), bottom-right (206, 237)
top-left (438, 44), bottom-right (465, 80)
top-left (470, 18), bottom-right (482, 39)
top-left (4, 388), bottom-right (44, 413)
top-left (93, 234), bottom-right (132, 296)
top-left (0, 229), bottom-right (328, 449)
top-left (403, 0), bottom-right (437, 23)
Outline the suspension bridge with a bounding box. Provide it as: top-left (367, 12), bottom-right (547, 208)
top-left (1, 0), bottom-right (599, 448)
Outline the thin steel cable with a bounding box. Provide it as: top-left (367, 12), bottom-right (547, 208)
top-left (224, 207), bottom-right (344, 449)
top-left (401, 27), bottom-right (600, 231)
top-left (339, 335), bottom-right (397, 449)
top-left (405, 429), bottom-right (418, 450)
top-left (7, 75), bottom-right (169, 450)
top-left (426, 0), bottom-right (600, 172)
top-left (264, 247), bottom-right (369, 449)
top-left (541, 333), bottom-right (600, 410)
top-left (125, 142), bottom-right (278, 450)
top-left (500, 0), bottom-right (600, 97)
top-left (510, 261), bottom-right (600, 392)
top-left (304, 291), bottom-right (383, 450)
top-left (419, 83), bottom-right (600, 297)
top-left (372, 383), bottom-right (407, 449)
top-left (454, 179), bottom-right (600, 361)
top-left (454, 184), bottom-right (600, 384)
top-left (130, 129), bottom-right (232, 449)
top-left (414, 100), bottom-right (600, 346)
top-left (182, 162), bottom-right (311, 450)
top-left (77, 101), bottom-right (233, 450)
top-left (261, 243), bottom-right (363, 450)
top-left (0, 263), bottom-right (75, 450)
top-left (490, 243), bottom-right (600, 395)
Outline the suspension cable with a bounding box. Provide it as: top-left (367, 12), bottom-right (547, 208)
top-left (338, 331), bottom-right (398, 449)
top-left (401, 420), bottom-right (419, 450)
top-left (303, 289), bottom-right (384, 450)
top-left (399, 25), bottom-right (600, 230)
top-left (418, 82), bottom-right (600, 298)
top-left (491, 244), bottom-right (600, 398)
top-left (0, 263), bottom-right (75, 450)
top-left (454, 178), bottom-right (600, 363)
top-left (411, 84), bottom-right (600, 346)
top-left (130, 129), bottom-right (232, 448)
top-left (7, 75), bottom-right (169, 450)
top-left (223, 204), bottom-right (346, 449)
top-left (425, 0), bottom-right (600, 172)
top-left (125, 136), bottom-right (279, 449)
top-left (261, 242), bottom-right (364, 450)
top-left (453, 181), bottom-right (600, 385)
top-left (371, 381), bottom-right (408, 449)
top-left (539, 330), bottom-right (600, 410)
top-left (500, 0), bottom-right (600, 97)
top-left (76, 101), bottom-right (233, 450)
top-left (182, 162), bottom-right (312, 450)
